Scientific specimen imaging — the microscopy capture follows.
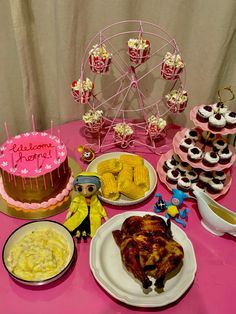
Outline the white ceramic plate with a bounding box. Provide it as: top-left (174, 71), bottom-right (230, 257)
top-left (86, 152), bottom-right (157, 206)
top-left (90, 211), bottom-right (197, 307)
top-left (2, 220), bottom-right (75, 286)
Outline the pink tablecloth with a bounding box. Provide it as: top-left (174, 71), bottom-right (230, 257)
top-left (0, 121), bottom-right (235, 314)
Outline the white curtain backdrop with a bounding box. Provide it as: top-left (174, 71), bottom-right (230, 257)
top-left (0, 0), bottom-right (236, 138)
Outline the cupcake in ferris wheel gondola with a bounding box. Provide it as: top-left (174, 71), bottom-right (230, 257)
top-left (71, 78), bottom-right (94, 104)
top-left (128, 38), bottom-right (151, 64)
top-left (89, 44), bottom-right (112, 73)
top-left (161, 52), bottom-right (184, 80)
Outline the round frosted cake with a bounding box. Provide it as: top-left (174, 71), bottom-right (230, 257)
top-left (0, 131), bottom-right (73, 213)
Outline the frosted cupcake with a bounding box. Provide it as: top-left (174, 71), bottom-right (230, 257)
top-left (180, 138), bottom-right (195, 153)
top-left (184, 128), bottom-right (201, 142)
top-left (196, 105), bottom-right (214, 123)
top-left (224, 111), bottom-right (236, 129)
top-left (212, 102), bottom-right (228, 114)
top-left (166, 169), bottom-right (181, 184)
top-left (199, 171), bottom-right (214, 184)
top-left (208, 113), bottom-right (226, 131)
top-left (71, 78), bottom-right (94, 103)
top-left (177, 177), bottom-right (191, 192)
top-left (218, 147), bottom-right (232, 164)
top-left (163, 158), bottom-right (178, 172)
top-left (213, 170), bottom-right (227, 182)
top-left (128, 38), bottom-right (150, 64)
top-left (161, 52), bottom-right (184, 80)
top-left (202, 151), bottom-right (220, 167)
top-left (165, 89), bottom-right (188, 113)
top-left (212, 138), bottom-right (228, 152)
top-left (177, 161), bottom-right (192, 175)
top-left (185, 170), bottom-right (198, 182)
top-left (187, 146), bottom-right (203, 162)
top-left (89, 44), bottom-right (112, 73)
top-left (207, 178), bottom-right (224, 194)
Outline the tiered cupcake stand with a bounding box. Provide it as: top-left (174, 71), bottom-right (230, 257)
top-left (157, 104), bottom-right (236, 199)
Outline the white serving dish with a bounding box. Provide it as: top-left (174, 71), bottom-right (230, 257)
top-left (90, 211), bottom-right (197, 307)
top-left (2, 220), bottom-right (76, 285)
top-left (193, 187), bottom-right (236, 236)
top-left (86, 152), bottom-right (157, 206)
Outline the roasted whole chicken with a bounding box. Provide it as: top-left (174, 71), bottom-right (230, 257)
top-left (112, 215), bottom-right (184, 289)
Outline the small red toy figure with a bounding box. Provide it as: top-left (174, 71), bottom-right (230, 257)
top-left (77, 145), bottom-right (95, 163)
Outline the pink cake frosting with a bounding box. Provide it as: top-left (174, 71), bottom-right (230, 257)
top-left (0, 132), bottom-right (66, 177)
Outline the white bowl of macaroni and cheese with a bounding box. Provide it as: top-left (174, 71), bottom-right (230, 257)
top-left (2, 220), bottom-right (75, 285)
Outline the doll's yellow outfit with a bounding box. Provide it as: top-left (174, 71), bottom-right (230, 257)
top-left (64, 193), bottom-right (107, 237)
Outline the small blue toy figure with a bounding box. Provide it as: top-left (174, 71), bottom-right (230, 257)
top-left (154, 189), bottom-right (189, 227)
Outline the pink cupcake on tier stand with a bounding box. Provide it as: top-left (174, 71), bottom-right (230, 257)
top-left (89, 44), bottom-right (112, 73)
top-left (71, 78), bottom-right (94, 104)
top-left (165, 89), bottom-right (188, 113)
top-left (145, 115), bottom-right (167, 140)
top-left (128, 38), bottom-right (150, 64)
top-left (161, 52), bottom-right (184, 80)
top-left (113, 122), bottom-right (134, 148)
top-left (82, 109), bottom-right (104, 133)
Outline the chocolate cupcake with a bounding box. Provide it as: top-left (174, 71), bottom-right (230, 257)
top-left (185, 170), bottom-right (198, 182)
top-left (184, 128), bottom-right (201, 142)
top-left (177, 161), bottom-right (192, 175)
top-left (212, 102), bottom-right (228, 114)
top-left (213, 170), bottom-right (227, 182)
top-left (202, 151), bottom-right (220, 167)
top-left (207, 178), bottom-right (224, 194)
top-left (187, 146), bottom-right (203, 162)
top-left (163, 158), bottom-right (178, 172)
top-left (212, 138), bottom-right (228, 152)
top-left (208, 113), bottom-right (226, 131)
top-left (191, 180), bottom-right (206, 192)
top-left (166, 169), bottom-right (181, 185)
top-left (177, 177), bottom-right (191, 191)
top-left (199, 171), bottom-right (214, 184)
top-left (224, 111), bottom-right (236, 129)
top-left (197, 105), bottom-right (214, 122)
top-left (180, 138), bottom-right (194, 153)
top-left (218, 147), bottom-right (232, 164)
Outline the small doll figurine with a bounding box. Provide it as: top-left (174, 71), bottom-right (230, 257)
top-left (64, 171), bottom-right (108, 241)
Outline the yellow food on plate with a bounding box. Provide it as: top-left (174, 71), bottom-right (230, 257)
top-left (7, 228), bottom-right (69, 281)
top-left (120, 154), bottom-right (144, 167)
top-left (97, 158), bottom-right (122, 175)
top-left (101, 172), bottom-right (120, 200)
top-left (134, 165), bottom-right (150, 192)
top-left (118, 179), bottom-right (145, 200)
top-left (117, 164), bottom-right (133, 182)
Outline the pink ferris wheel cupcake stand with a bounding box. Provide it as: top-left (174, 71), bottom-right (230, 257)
top-left (71, 20), bottom-right (187, 154)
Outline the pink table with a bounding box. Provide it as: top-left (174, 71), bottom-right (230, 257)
top-left (0, 121), bottom-right (236, 314)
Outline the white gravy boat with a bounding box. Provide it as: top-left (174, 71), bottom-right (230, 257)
top-left (193, 187), bottom-right (236, 237)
